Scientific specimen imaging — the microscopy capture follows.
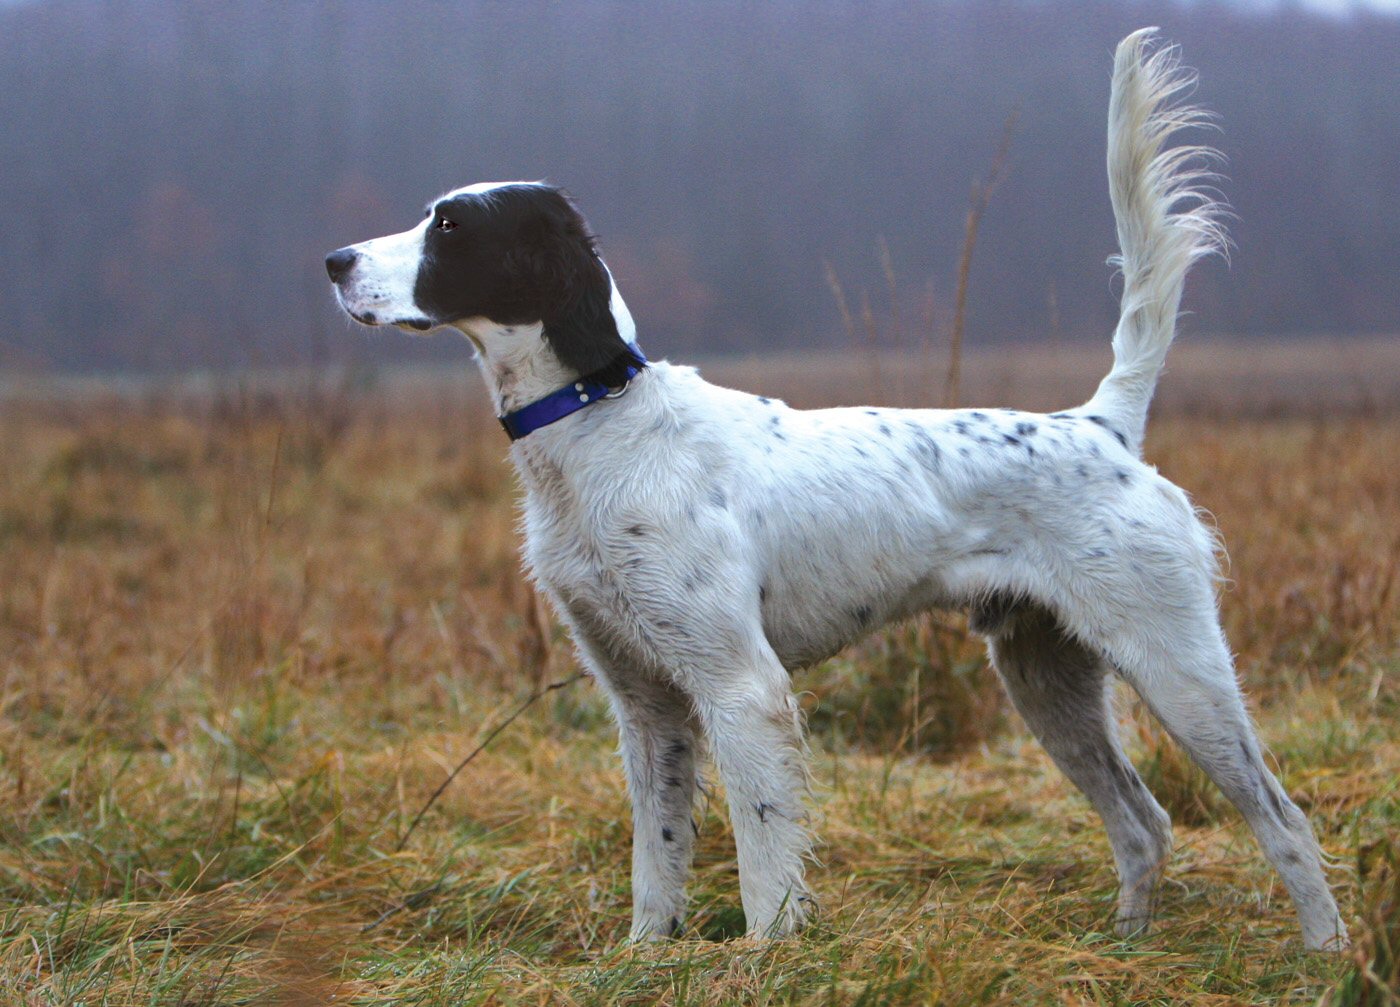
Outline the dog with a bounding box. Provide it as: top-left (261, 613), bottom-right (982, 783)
top-left (326, 30), bottom-right (1348, 950)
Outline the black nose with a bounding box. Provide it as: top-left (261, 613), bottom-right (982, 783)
top-left (325, 247), bottom-right (357, 283)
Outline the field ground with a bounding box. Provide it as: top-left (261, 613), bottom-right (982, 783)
top-left (0, 339), bottom-right (1397, 1005)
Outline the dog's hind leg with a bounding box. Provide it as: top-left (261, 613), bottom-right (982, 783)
top-left (1108, 618), bottom-right (1348, 950)
top-left (985, 604), bottom-right (1173, 936)
top-left (1064, 512), bottom-right (1350, 951)
top-left (586, 652), bottom-right (701, 941)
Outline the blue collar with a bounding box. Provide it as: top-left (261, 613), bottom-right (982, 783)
top-left (498, 345), bottom-right (647, 441)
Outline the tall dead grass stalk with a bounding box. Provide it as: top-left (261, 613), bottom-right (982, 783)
top-left (946, 107), bottom-right (1018, 408)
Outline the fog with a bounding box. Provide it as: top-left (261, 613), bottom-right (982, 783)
top-left (1, 0), bottom-right (1396, 373)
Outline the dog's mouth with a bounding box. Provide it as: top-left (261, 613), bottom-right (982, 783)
top-left (342, 306), bottom-right (433, 332)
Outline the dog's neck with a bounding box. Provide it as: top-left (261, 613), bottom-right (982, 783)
top-left (449, 272), bottom-right (640, 417)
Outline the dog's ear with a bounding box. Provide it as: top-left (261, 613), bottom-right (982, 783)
top-left (508, 198), bottom-right (641, 385)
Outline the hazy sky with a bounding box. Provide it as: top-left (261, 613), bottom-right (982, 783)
top-left (1270, 0), bottom-right (1400, 10)
top-left (1, 0), bottom-right (1397, 8)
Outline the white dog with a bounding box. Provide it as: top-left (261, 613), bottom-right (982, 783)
top-left (327, 30), bottom-right (1348, 950)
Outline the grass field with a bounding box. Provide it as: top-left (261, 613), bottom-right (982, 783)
top-left (0, 340), bottom-right (1397, 1005)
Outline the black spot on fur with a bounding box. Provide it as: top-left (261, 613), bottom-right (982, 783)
top-left (1115, 469), bottom-right (1132, 484)
top-left (865, 409), bottom-right (879, 416)
top-left (1002, 433), bottom-right (1021, 447)
top-left (1015, 422), bottom-right (1037, 437)
top-left (662, 828), bottom-right (675, 842)
top-left (970, 412), bottom-right (988, 421)
top-left (879, 423), bottom-right (892, 437)
top-left (1087, 414), bottom-right (1129, 449)
top-left (626, 524), bottom-right (645, 536)
top-left (852, 605), bottom-right (873, 628)
top-left (758, 396), bottom-right (772, 405)
top-left (758, 584), bottom-right (768, 604)
top-left (855, 446), bottom-right (868, 458)
top-left (756, 802), bottom-right (774, 823)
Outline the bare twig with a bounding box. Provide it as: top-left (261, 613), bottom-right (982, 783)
top-left (878, 237), bottom-right (904, 404)
top-left (946, 106), bottom-right (1019, 409)
top-left (858, 288), bottom-right (884, 397)
top-left (394, 671), bottom-right (588, 852)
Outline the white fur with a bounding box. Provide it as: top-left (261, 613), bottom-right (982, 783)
top-left (338, 30), bottom-right (1350, 950)
top-left (330, 215), bottom-right (433, 329)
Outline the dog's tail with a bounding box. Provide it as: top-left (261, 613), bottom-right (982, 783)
top-left (1082, 28), bottom-right (1228, 456)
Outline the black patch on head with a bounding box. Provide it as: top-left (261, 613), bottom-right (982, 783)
top-left (412, 184), bottom-right (643, 385)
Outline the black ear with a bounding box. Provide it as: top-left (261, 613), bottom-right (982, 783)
top-left (511, 199), bottom-right (643, 386)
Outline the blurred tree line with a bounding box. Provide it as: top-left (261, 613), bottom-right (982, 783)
top-left (1, 0), bottom-right (1396, 372)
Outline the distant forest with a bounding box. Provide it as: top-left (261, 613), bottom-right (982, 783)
top-left (2, 0), bottom-right (1398, 372)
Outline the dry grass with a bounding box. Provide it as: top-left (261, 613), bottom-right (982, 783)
top-left (0, 347), bottom-right (1397, 1005)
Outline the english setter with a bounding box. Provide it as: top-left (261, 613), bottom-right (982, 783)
top-left (326, 30), bottom-right (1347, 950)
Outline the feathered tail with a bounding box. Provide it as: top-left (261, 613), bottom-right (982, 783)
top-left (1082, 28), bottom-right (1228, 456)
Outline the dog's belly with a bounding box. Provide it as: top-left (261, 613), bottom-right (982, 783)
top-left (748, 487), bottom-right (973, 671)
top-left (762, 572), bottom-right (953, 670)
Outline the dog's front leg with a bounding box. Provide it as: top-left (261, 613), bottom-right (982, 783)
top-left (687, 652), bottom-right (812, 938)
top-left (586, 654), bottom-right (700, 940)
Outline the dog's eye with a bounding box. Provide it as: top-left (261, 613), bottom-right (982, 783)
top-left (436, 217), bottom-right (458, 233)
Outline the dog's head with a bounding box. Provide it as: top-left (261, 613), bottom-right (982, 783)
top-left (326, 181), bottom-right (638, 380)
